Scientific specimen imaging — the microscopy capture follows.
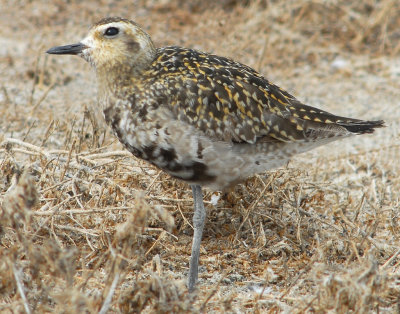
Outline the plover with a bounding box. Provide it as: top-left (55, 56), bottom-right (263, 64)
top-left (47, 17), bottom-right (384, 291)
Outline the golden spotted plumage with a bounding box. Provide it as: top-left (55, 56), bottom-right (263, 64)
top-left (138, 45), bottom-right (382, 144)
top-left (47, 16), bottom-right (384, 189)
top-left (47, 16), bottom-right (384, 291)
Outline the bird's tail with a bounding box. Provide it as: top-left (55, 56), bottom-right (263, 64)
top-left (337, 119), bottom-right (385, 134)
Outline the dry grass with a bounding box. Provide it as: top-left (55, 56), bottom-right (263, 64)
top-left (1, 0), bottom-right (400, 312)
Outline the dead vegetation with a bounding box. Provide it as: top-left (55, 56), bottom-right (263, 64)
top-left (1, 0), bottom-right (399, 312)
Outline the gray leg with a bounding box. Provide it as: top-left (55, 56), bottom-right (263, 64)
top-left (187, 184), bottom-right (206, 292)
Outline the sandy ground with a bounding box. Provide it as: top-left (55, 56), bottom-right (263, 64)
top-left (1, 0), bottom-right (400, 312)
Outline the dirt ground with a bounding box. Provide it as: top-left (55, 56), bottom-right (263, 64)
top-left (1, 0), bottom-right (399, 312)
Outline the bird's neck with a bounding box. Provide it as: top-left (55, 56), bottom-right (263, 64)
top-left (96, 49), bottom-right (155, 94)
top-left (95, 64), bottom-right (143, 112)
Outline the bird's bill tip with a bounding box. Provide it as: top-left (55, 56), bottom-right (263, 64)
top-left (46, 43), bottom-right (87, 55)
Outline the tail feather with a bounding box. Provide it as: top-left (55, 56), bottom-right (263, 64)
top-left (338, 119), bottom-right (385, 134)
top-left (285, 100), bottom-right (385, 138)
top-left (294, 116), bottom-right (384, 142)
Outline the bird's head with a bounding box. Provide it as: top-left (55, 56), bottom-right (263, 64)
top-left (47, 17), bottom-right (156, 75)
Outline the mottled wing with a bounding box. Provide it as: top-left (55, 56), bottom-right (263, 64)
top-left (148, 47), bottom-right (383, 144)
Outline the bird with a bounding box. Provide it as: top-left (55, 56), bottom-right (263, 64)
top-left (47, 17), bottom-right (384, 292)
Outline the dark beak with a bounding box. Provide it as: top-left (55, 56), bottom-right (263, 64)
top-left (46, 43), bottom-right (87, 55)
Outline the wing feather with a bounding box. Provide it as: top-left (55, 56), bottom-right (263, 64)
top-left (146, 47), bottom-right (383, 144)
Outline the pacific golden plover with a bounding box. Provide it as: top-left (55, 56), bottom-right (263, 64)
top-left (47, 17), bottom-right (384, 291)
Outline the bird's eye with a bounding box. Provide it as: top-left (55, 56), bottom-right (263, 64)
top-left (104, 27), bottom-right (119, 37)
